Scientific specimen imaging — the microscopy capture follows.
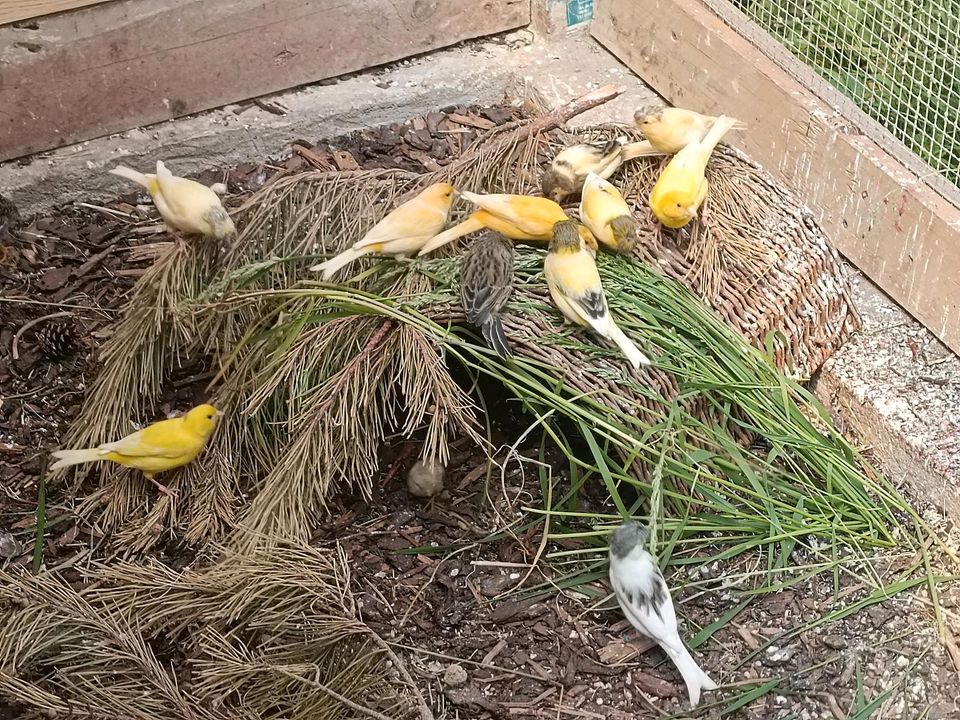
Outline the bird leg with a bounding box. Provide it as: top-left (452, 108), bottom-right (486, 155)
top-left (143, 473), bottom-right (176, 497)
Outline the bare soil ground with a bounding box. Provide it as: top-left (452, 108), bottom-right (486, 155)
top-left (1, 104), bottom-right (957, 719)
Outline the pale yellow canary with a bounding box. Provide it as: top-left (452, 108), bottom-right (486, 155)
top-left (579, 172), bottom-right (637, 255)
top-left (541, 137), bottom-right (662, 204)
top-left (649, 115), bottom-right (738, 229)
top-left (110, 161), bottom-right (235, 239)
top-left (417, 192), bottom-right (600, 255)
top-left (544, 220), bottom-right (649, 369)
top-left (634, 106), bottom-right (746, 155)
top-left (311, 182), bottom-right (455, 280)
top-left (50, 403), bottom-right (223, 495)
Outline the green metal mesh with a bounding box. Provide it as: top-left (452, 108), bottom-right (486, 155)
top-left (731, 0), bottom-right (960, 187)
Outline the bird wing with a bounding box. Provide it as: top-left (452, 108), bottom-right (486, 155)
top-left (461, 193), bottom-right (567, 236)
top-left (153, 163), bottom-right (222, 221)
top-left (610, 554), bottom-right (684, 655)
top-left (547, 249), bottom-right (607, 325)
top-left (354, 197), bottom-right (447, 250)
top-left (460, 237), bottom-right (514, 324)
top-left (99, 425), bottom-right (186, 459)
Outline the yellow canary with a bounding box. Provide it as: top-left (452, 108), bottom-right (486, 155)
top-left (50, 403), bottom-right (222, 495)
top-left (110, 161), bottom-right (235, 239)
top-left (580, 172), bottom-right (637, 254)
top-left (311, 182), bottom-right (455, 280)
top-left (544, 220), bottom-right (649, 369)
top-left (418, 192), bottom-right (594, 255)
top-left (459, 231), bottom-right (516, 358)
top-left (649, 116), bottom-right (738, 229)
top-left (541, 138), bottom-right (662, 204)
top-left (634, 106), bottom-right (746, 154)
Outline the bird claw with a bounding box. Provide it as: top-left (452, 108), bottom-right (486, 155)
top-left (147, 478), bottom-right (177, 498)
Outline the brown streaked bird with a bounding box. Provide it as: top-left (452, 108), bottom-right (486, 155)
top-left (541, 137), bottom-right (662, 204)
top-left (580, 172), bottom-right (637, 255)
top-left (459, 231), bottom-right (516, 359)
top-left (633, 106), bottom-right (746, 155)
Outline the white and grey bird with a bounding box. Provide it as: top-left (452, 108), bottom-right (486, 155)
top-left (608, 521), bottom-right (718, 708)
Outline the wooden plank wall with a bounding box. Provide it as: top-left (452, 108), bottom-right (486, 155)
top-left (0, 0), bottom-right (530, 162)
top-left (593, 0), bottom-right (960, 355)
top-left (0, 0), bottom-right (114, 26)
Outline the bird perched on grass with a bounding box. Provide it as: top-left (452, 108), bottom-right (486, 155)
top-left (310, 182), bottom-right (456, 280)
top-left (579, 172), bottom-right (638, 255)
top-left (541, 138), bottom-right (661, 204)
top-left (608, 521), bottom-right (718, 707)
top-left (543, 220), bottom-right (649, 369)
top-left (110, 161), bottom-right (235, 239)
top-left (418, 191), bottom-right (593, 255)
top-left (459, 231), bottom-right (516, 358)
top-left (634, 106), bottom-right (746, 154)
top-left (649, 115), bottom-right (738, 229)
top-left (50, 403), bottom-right (223, 496)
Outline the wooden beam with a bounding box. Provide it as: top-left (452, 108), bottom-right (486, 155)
top-left (0, 0), bottom-right (114, 26)
top-left (593, 0), bottom-right (960, 355)
top-left (0, 0), bottom-right (529, 162)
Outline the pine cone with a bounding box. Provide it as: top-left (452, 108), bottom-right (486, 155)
top-left (36, 319), bottom-right (77, 360)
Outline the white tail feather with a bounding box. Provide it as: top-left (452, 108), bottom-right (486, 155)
top-left (109, 165), bottom-right (150, 188)
top-left (606, 322), bottom-right (650, 369)
top-left (309, 247), bottom-right (365, 280)
top-left (667, 643), bottom-right (718, 708)
top-left (49, 448), bottom-right (104, 471)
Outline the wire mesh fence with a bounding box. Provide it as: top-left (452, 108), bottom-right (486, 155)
top-left (730, 0), bottom-right (960, 188)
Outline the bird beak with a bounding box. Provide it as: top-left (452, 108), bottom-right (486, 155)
top-left (215, 410), bottom-right (225, 417)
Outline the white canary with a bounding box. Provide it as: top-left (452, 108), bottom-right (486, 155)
top-left (110, 161), bottom-right (235, 239)
top-left (608, 521), bottom-right (718, 708)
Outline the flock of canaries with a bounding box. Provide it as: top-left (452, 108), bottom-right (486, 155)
top-left (50, 104), bottom-right (742, 492)
top-left (46, 104), bottom-right (738, 708)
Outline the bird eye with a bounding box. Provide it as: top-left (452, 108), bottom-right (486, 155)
top-left (207, 414), bottom-right (213, 419)
top-left (675, 202), bottom-right (683, 208)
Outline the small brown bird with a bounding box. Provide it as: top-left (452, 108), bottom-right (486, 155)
top-left (459, 232), bottom-right (516, 358)
top-left (580, 172), bottom-right (637, 254)
top-left (541, 138), bottom-right (661, 204)
top-left (634, 106), bottom-right (746, 154)
top-left (0, 194), bottom-right (21, 239)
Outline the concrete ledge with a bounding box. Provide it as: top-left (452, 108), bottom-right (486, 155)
top-left (816, 272), bottom-right (960, 516)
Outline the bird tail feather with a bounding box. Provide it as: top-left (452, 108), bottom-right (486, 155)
top-left (418, 216), bottom-right (485, 256)
top-left (309, 247), bottom-right (365, 280)
top-left (669, 644), bottom-right (718, 708)
top-left (109, 165), bottom-right (151, 188)
top-left (699, 115), bottom-right (739, 158)
top-left (620, 140), bottom-right (667, 160)
top-left (606, 322), bottom-right (650, 369)
top-left (50, 448), bottom-right (103, 471)
top-left (482, 317), bottom-right (513, 359)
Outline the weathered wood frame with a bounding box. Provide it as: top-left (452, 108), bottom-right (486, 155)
top-left (593, 0), bottom-right (960, 355)
top-left (0, 0), bottom-right (530, 162)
